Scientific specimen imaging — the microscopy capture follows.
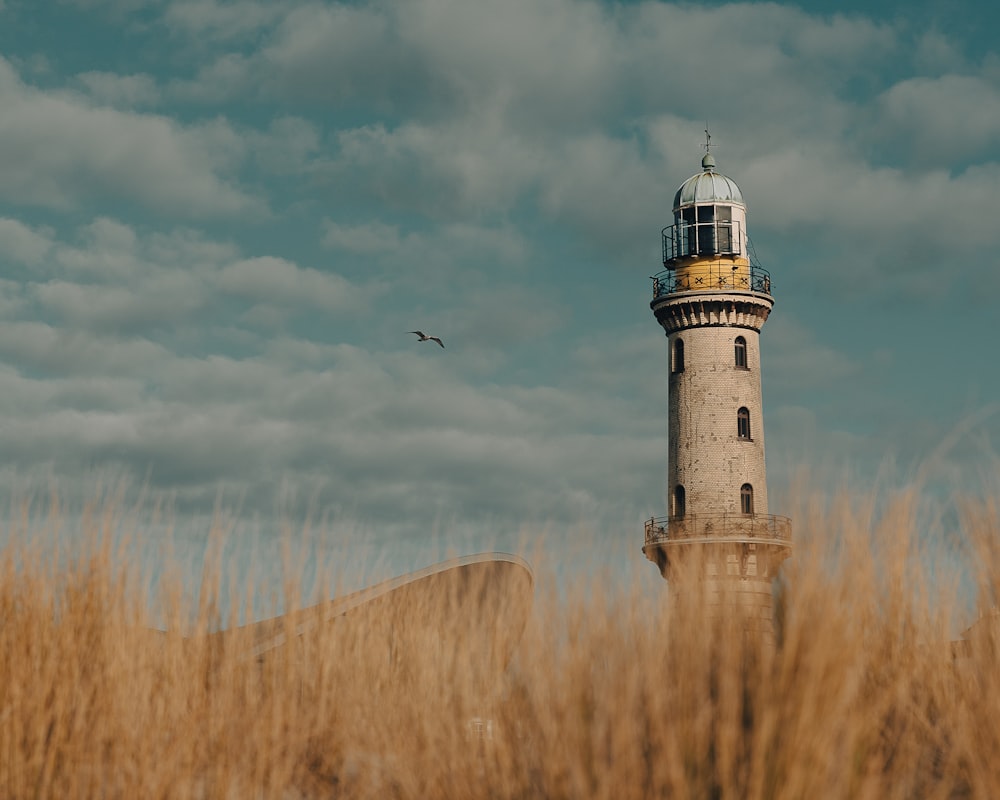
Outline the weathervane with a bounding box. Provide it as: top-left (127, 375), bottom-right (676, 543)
top-left (702, 126), bottom-right (717, 171)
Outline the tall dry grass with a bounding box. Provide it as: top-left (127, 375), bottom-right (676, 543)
top-left (1, 485), bottom-right (999, 799)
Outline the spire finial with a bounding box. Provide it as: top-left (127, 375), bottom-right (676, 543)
top-left (701, 126), bottom-right (716, 172)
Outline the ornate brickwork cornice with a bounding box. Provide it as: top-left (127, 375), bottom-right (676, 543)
top-left (651, 292), bottom-right (773, 334)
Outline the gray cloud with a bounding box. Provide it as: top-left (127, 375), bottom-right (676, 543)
top-left (0, 318), bottom-right (665, 529)
top-left (34, 276), bottom-right (206, 334)
top-left (73, 71), bottom-right (160, 108)
top-left (0, 217), bottom-right (53, 265)
top-left (217, 256), bottom-right (377, 314)
top-left (326, 118), bottom-right (544, 218)
top-left (765, 315), bottom-right (861, 394)
top-left (0, 0), bottom-right (996, 560)
top-left (167, 53), bottom-right (255, 103)
top-left (163, 0), bottom-right (287, 42)
top-left (0, 58), bottom-right (260, 217)
top-left (874, 75), bottom-right (1000, 166)
top-left (0, 204), bottom-right (665, 531)
top-left (0, 321), bottom-right (173, 377)
top-left (321, 219), bottom-right (530, 292)
top-left (54, 217), bottom-right (143, 280)
top-left (0, 214), bottom-right (380, 347)
top-left (151, 0), bottom-right (991, 284)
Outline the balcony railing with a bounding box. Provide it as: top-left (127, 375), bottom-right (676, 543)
top-left (651, 264), bottom-right (772, 299)
top-left (663, 220), bottom-right (743, 263)
top-left (644, 512), bottom-right (792, 548)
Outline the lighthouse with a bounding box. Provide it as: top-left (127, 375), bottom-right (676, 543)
top-left (643, 143), bottom-right (791, 635)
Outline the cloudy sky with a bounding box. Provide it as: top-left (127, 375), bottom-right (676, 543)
top-left (1, 0), bottom-right (998, 589)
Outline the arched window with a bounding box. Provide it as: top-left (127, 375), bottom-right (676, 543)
top-left (734, 336), bottom-right (747, 368)
top-left (737, 407), bottom-right (751, 440)
top-left (673, 485), bottom-right (686, 518)
top-left (740, 483), bottom-right (754, 515)
top-left (672, 338), bottom-right (685, 373)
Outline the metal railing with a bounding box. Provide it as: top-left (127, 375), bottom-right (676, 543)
top-left (644, 512), bottom-right (792, 547)
top-left (651, 264), bottom-right (772, 299)
top-left (662, 220), bottom-right (742, 263)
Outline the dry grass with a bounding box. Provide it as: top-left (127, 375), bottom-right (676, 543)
top-left (1, 486), bottom-right (1000, 799)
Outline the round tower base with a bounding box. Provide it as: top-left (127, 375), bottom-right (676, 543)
top-left (646, 540), bottom-right (790, 647)
top-left (669, 576), bottom-right (778, 645)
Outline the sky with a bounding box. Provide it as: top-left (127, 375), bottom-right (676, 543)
top-left (0, 0), bottom-right (998, 598)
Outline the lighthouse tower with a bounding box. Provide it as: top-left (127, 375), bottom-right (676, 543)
top-left (643, 144), bottom-right (791, 633)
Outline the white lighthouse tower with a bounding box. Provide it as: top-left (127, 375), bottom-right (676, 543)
top-left (643, 142), bottom-right (791, 634)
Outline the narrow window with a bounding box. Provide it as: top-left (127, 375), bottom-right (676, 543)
top-left (740, 483), bottom-right (754, 515)
top-left (673, 485), bottom-right (686, 518)
top-left (734, 336), bottom-right (747, 368)
top-left (672, 338), bottom-right (685, 373)
top-left (716, 206), bottom-right (733, 253)
top-left (696, 205), bottom-right (716, 255)
top-left (737, 407), bottom-right (751, 440)
top-left (679, 208), bottom-right (696, 257)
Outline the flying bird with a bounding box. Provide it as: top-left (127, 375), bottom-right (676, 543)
top-left (410, 330), bottom-right (444, 348)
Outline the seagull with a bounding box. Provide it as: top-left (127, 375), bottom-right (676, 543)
top-left (410, 330), bottom-right (444, 348)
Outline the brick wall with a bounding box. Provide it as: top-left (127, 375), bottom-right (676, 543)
top-left (667, 324), bottom-right (769, 516)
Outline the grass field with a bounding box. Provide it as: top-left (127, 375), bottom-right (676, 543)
top-left (1, 485), bottom-right (999, 799)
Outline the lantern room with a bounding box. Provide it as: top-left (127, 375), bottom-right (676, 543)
top-left (660, 152), bottom-right (756, 295)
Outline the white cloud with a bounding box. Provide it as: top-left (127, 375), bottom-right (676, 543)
top-left (55, 217), bottom-right (140, 279)
top-left (321, 219), bottom-right (528, 279)
top-left (0, 0), bottom-right (994, 548)
top-left (785, 10), bottom-right (895, 61)
top-left (0, 314), bottom-right (666, 528)
top-left (537, 130), bottom-right (671, 256)
top-left (570, 328), bottom-right (665, 400)
top-left (912, 30), bottom-right (968, 73)
top-left (258, 3), bottom-right (398, 102)
top-left (446, 285), bottom-right (567, 349)
top-left (0, 214), bottom-right (384, 341)
top-left (765, 315), bottom-right (860, 394)
top-left (765, 404), bottom-right (876, 491)
top-left (0, 320), bottom-right (171, 377)
top-left (0, 57), bottom-right (260, 217)
top-left (217, 256), bottom-right (374, 313)
top-left (397, 0), bottom-right (618, 126)
top-left (163, 0), bottom-right (287, 42)
top-left (0, 217), bottom-right (53, 265)
top-left (0, 277), bottom-right (27, 316)
top-left (875, 75), bottom-right (1000, 165)
top-left (146, 227), bottom-right (240, 269)
top-left (167, 53), bottom-right (254, 103)
top-left (253, 2), bottom-right (893, 269)
top-left (34, 274), bottom-right (206, 332)
top-left (154, 0), bottom-right (909, 265)
top-left (739, 147), bottom-right (1000, 292)
top-left (74, 71), bottom-right (160, 108)
top-left (328, 115), bottom-right (545, 217)
top-left (57, 0), bottom-right (159, 13)
top-left (248, 116), bottom-right (321, 174)
top-left (322, 220), bottom-right (404, 256)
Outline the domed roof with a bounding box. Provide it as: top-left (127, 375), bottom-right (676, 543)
top-left (673, 152), bottom-right (745, 209)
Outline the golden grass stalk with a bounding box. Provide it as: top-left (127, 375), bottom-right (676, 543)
top-left (0, 484), bottom-right (998, 798)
